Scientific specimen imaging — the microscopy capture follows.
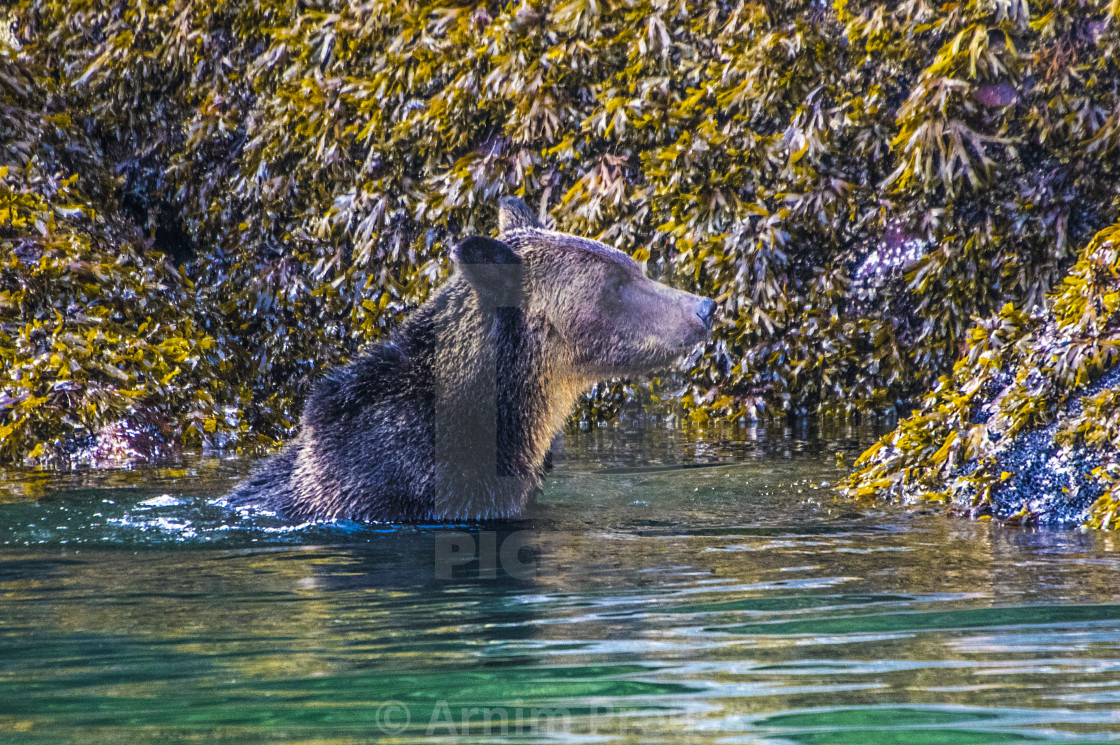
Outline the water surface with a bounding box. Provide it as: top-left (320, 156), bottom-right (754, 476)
top-left (2, 422), bottom-right (1119, 744)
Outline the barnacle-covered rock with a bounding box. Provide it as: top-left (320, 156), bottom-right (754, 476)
top-left (845, 222), bottom-right (1120, 529)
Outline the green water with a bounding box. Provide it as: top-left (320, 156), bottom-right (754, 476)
top-left (2, 423), bottom-right (1120, 744)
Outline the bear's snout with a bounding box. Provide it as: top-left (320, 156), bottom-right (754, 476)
top-left (696, 298), bottom-right (716, 329)
top-left (681, 294), bottom-right (715, 346)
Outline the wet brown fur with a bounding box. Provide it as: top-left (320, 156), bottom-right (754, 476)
top-left (228, 198), bottom-right (713, 522)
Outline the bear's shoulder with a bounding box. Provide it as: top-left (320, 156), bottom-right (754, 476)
top-left (304, 340), bottom-right (418, 428)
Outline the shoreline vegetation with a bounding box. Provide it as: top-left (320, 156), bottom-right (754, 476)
top-left (843, 222), bottom-right (1120, 530)
top-left (2, 0), bottom-right (1119, 527)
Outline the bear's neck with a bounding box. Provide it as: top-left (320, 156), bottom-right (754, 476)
top-left (410, 279), bottom-right (581, 513)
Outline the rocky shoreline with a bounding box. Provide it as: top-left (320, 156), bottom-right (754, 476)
top-left (845, 223), bottom-right (1120, 530)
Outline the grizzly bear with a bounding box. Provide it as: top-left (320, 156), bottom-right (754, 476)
top-left (228, 197), bottom-right (715, 522)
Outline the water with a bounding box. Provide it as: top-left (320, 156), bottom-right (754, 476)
top-left (2, 422), bottom-right (1120, 744)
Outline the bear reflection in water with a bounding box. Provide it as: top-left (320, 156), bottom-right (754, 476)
top-left (229, 197), bottom-right (715, 522)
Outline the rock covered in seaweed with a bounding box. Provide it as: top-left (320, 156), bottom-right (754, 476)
top-left (975, 366), bottom-right (1120, 526)
top-left (845, 222), bottom-right (1120, 529)
top-left (5, 0), bottom-right (1120, 466)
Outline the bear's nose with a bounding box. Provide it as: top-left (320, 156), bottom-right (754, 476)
top-left (696, 298), bottom-right (716, 328)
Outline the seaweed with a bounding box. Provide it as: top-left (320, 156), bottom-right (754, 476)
top-left (845, 222), bottom-right (1120, 528)
top-left (1, 0), bottom-right (1120, 517)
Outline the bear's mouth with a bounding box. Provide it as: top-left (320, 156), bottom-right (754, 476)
top-left (572, 336), bottom-right (708, 377)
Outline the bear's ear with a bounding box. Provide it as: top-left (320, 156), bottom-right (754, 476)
top-left (454, 236), bottom-right (523, 307)
top-left (456, 235), bottom-right (520, 266)
top-left (499, 196), bottom-right (544, 233)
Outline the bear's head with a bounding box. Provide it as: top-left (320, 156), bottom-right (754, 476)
top-left (455, 197), bottom-right (715, 377)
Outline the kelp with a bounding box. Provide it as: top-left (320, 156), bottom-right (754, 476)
top-left (2, 0), bottom-right (1120, 486)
